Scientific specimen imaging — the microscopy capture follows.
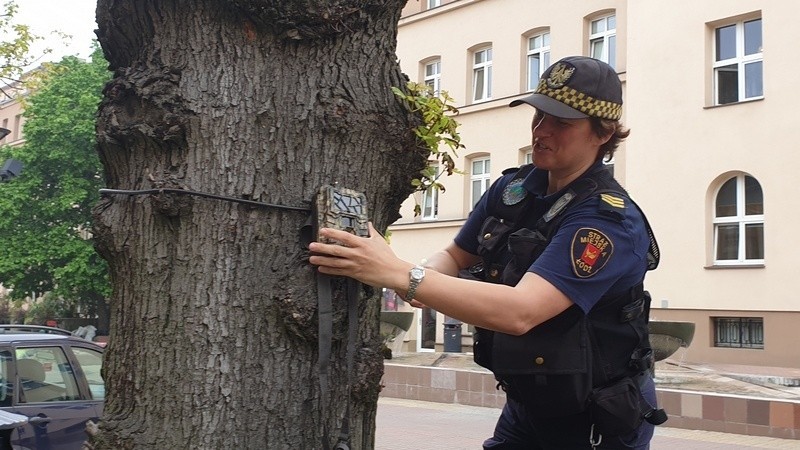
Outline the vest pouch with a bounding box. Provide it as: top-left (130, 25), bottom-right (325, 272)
top-left (503, 228), bottom-right (548, 285)
top-left (472, 326), bottom-right (494, 370)
top-left (588, 376), bottom-right (645, 436)
top-left (493, 307), bottom-right (592, 417)
top-left (477, 216), bottom-right (514, 255)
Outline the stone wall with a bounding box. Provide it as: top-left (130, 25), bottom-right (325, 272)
top-left (382, 363), bottom-right (800, 440)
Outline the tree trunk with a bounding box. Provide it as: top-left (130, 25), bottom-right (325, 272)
top-left (91, 1), bottom-right (424, 448)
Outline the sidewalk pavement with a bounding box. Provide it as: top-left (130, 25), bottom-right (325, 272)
top-left (376, 397), bottom-right (800, 449)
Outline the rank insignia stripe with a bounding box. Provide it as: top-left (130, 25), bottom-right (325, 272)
top-left (600, 193), bottom-right (625, 209)
top-left (570, 227), bottom-right (614, 278)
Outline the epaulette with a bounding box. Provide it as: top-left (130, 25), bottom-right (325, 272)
top-left (597, 191), bottom-right (627, 220)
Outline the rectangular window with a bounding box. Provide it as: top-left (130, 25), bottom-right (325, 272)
top-left (590, 15), bottom-right (616, 69)
top-left (473, 47), bottom-right (492, 102)
top-left (527, 32), bottom-right (551, 91)
top-left (419, 306), bottom-right (437, 351)
top-left (715, 224), bottom-right (739, 260)
top-left (424, 60), bottom-right (441, 96)
top-left (427, 0), bottom-right (441, 9)
top-left (524, 151), bottom-right (532, 165)
top-left (13, 114), bottom-right (21, 141)
top-left (421, 165), bottom-right (439, 220)
top-left (714, 18), bottom-right (763, 105)
top-left (713, 317), bottom-right (764, 349)
top-left (470, 157), bottom-right (491, 209)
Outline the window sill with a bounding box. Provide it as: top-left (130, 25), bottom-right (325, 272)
top-left (713, 345), bottom-right (764, 350)
top-left (704, 97), bottom-right (764, 109)
top-left (704, 263), bottom-right (765, 270)
top-left (388, 218), bottom-right (466, 229)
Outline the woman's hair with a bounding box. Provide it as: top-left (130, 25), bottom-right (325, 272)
top-left (590, 117), bottom-right (630, 162)
top-left (532, 111), bottom-right (630, 162)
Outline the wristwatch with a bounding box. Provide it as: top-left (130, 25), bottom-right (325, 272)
top-left (406, 265), bottom-right (426, 300)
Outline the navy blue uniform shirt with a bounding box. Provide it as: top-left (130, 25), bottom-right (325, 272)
top-left (457, 163), bottom-right (657, 448)
top-left (454, 162), bottom-right (649, 314)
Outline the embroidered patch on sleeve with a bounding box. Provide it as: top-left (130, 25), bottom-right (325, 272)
top-left (570, 228), bottom-right (614, 278)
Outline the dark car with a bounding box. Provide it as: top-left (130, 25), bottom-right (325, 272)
top-left (0, 325), bottom-right (104, 450)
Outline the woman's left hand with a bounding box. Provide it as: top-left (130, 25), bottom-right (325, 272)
top-left (308, 222), bottom-right (410, 289)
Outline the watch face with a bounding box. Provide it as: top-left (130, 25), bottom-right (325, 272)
top-left (411, 266), bottom-right (425, 280)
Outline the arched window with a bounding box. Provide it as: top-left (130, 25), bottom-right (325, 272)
top-left (713, 174), bottom-right (764, 264)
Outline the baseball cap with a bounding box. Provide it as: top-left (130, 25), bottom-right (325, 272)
top-left (510, 56), bottom-right (622, 120)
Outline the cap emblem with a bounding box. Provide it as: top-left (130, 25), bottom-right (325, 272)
top-left (546, 62), bottom-right (575, 89)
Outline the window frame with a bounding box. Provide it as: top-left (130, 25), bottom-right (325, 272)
top-left (421, 164), bottom-right (440, 221)
top-left (526, 31), bottom-right (551, 92)
top-left (72, 346), bottom-right (105, 400)
top-left (523, 150), bottom-right (533, 165)
top-left (472, 47), bottom-right (493, 103)
top-left (713, 317), bottom-right (764, 349)
top-left (423, 59), bottom-right (442, 97)
top-left (712, 17), bottom-right (763, 105)
top-left (589, 14), bottom-right (617, 69)
top-left (470, 156), bottom-right (491, 210)
top-left (712, 174), bottom-right (764, 266)
top-left (15, 346), bottom-right (82, 403)
top-left (0, 350), bottom-right (11, 407)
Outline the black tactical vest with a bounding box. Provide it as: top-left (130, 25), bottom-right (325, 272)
top-left (470, 164), bottom-right (658, 418)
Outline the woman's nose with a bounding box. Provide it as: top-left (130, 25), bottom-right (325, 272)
top-left (532, 116), bottom-right (551, 137)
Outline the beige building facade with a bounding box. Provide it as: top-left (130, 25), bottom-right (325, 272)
top-left (0, 85), bottom-right (27, 147)
top-left (389, 0), bottom-right (800, 368)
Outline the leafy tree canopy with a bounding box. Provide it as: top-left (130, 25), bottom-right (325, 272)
top-left (0, 0), bottom-right (63, 95)
top-left (0, 47), bottom-right (112, 317)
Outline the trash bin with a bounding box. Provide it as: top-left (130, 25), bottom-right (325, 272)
top-left (443, 317), bottom-right (462, 353)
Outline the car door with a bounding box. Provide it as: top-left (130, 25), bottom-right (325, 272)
top-left (9, 345), bottom-right (101, 450)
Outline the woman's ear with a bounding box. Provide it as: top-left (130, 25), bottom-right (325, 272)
top-left (595, 130), bottom-right (613, 147)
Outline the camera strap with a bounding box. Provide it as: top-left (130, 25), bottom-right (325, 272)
top-left (302, 184), bottom-right (369, 449)
top-left (317, 274), bottom-right (359, 450)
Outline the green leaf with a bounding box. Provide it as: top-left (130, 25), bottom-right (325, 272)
top-left (0, 47), bottom-right (112, 316)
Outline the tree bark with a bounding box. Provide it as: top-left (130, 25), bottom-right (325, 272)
top-left (91, 1), bottom-right (424, 448)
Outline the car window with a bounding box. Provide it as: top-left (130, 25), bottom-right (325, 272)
top-left (73, 347), bottom-right (105, 400)
top-left (15, 346), bottom-right (81, 402)
top-left (0, 350), bottom-right (11, 407)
